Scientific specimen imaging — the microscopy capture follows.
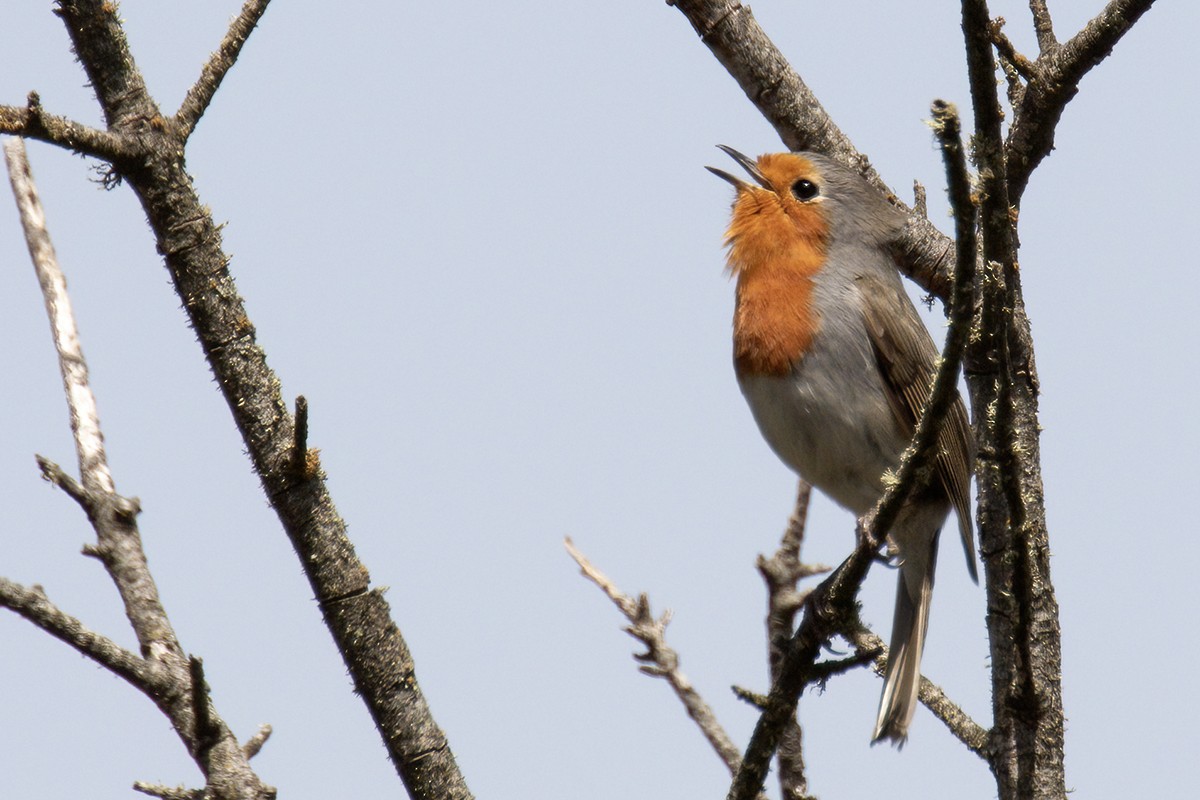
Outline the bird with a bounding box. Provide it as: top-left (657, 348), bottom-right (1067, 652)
top-left (707, 146), bottom-right (976, 744)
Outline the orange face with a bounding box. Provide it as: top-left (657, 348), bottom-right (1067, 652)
top-left (721, 154), bottom-right (831, 378)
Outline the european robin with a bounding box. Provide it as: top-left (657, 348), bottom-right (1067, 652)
top-left (708, 147), bottom-right (976, 744)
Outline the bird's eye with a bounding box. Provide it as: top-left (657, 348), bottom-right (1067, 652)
top-left (791, 179), bottom-right (819, 201)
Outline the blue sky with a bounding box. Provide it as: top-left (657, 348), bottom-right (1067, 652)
top-left (1, 2), bottom-right (1194, 798)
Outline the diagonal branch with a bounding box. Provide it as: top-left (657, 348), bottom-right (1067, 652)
top-left (1028, 0), bottom-right (1057, 51)
top-left (176, 0), bottom-right (274, 138)
top-left (1055, 0), bottom-right (1157, 86)
top-left (0, 92), bottom-right (136, 162)
top-left (41, 7), bottom-right (474, 796)
top-left (6, 137), bottom-right (176, 660)
top-left (565, 538), bottom-right (750, 778)
top-left (55, 0), bottom-right (159, 131)
top-left (4, 137), bottom-right (272, 800)
top-left (1005, 0), bottom-right (1157, 200)
top-left (0, 577), bottom-right (163, 692)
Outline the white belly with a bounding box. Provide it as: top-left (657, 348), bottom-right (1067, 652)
top-left (738, 348), bottom-right (906, 516)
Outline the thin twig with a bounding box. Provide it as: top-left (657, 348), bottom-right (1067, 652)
top-left (0, 92), bottom-right (135, 162)
top-left (5, 138), bottom-right (114, 496)
top-left (190, 657), bottom-right (221, 755)
top-left (1004, 0), bottom-right (1157, 199)
top-left (292, 395), bottom-right (309, 478)
top-left (0, 577), bottom-right (162, 692)
top-left (988, 18), bottom-right (1039, 81)
top-left (242, 725), bottom-right (273, 759)
top-left (564, 538), bottom-right (747, 778)
top-left (133, 782), bottom-right (203, 800)
top-left (5, 136), bottom-right (181, 663)
top-left (36, 454), bottom-right (91, 511)
top-left (176, 0), bottom-right (274, 137)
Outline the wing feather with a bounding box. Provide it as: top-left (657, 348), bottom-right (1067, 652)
top-left (858, 273), bottom-right (978, 582)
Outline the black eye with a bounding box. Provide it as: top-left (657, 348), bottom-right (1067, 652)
top-left (791, 178), bottom-right (819, 201)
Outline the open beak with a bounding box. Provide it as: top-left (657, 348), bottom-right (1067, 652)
top-left (706, 145), bottom-right (771, 191)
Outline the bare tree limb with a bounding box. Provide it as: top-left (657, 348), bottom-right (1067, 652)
top-left (5, 137), bottom-right (176, 662)
top-left (0, 92), bottom-right (135, 161)
top-left (4, 136), bottom-right (274, 800)
top-left (1056, 0), bottom-right (1157, 85)
top-left (564, 538), bottom-right (750, 778)
top-left (0, 577), bottom-right (162, 690)
top-left (961, 4), bottom-right (1066, 798)
top-left (35, 5), bottom-right (473, 796)
top-left (1005, 0), bottom-right (1157, 200)
top-left (1028, 0), bottom-right (1057, 51)
top-left (176, 0), bottom-right (274, 138)
top-left (756, 482), bottom-right (825, 800)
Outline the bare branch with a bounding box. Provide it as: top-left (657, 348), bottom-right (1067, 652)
top-left (988, 18), bottom-right (1038, 81)
top-left (36, 454), bottom-right (91, 511)
top-left (0, 93), bottom-right (134, 161)
top-left (133, 782), bottom-right (203, 800)
top-left (242, 725), bottom-right (273, 760)
top-left (6, 137), bottom-right (114, 496)
top-left (176, 0), bottom-right (275, 138)
top-left (1028, 0), bottom-right (1057, 50)
top-left (1056, 0), bottom-right (1157, 85)
top-left (54, 0), bottom-right (159, 131)
top-left (565, 538), bottom-right (747, 776)
top-left (1005, 0), bottom-right (1157, 199)
top-left (5, 137), bottom-right (181, 663)
top-left (756, 482), bottom-right (826, 800)
top-left (5, 135), bottom-right (273, 800)
top-left (962, 6), bottom-right (1067, 797)
top-left (0, 577), bottom-right (162, 692)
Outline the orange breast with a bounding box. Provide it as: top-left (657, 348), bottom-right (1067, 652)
top-left (727, 193), bottom-right (829, 378)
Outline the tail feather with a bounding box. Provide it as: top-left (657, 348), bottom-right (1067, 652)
top-left (871, 551), bottom-right (935, 745)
